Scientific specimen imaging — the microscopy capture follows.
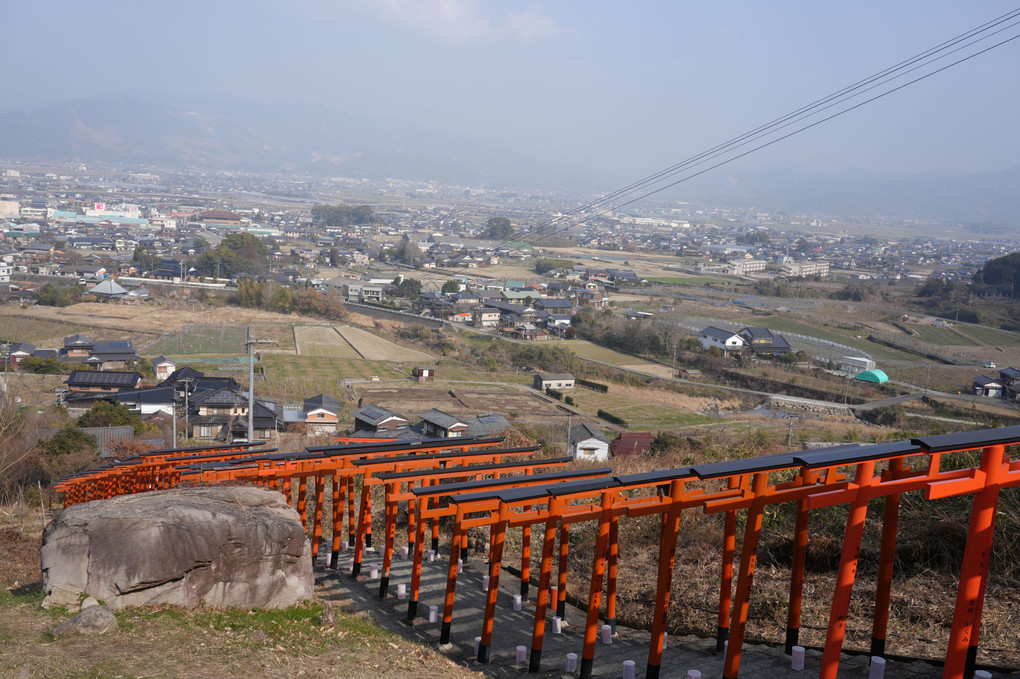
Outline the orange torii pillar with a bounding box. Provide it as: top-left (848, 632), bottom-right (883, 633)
top-left (329, 472), bottom-right (346, 569)
top-left (939, 443), bottom-right (1010, 679)
top-left (645, 479), bottom-right (687, 679)
top-left (718, 476), bottom-right (739, 652)
top-left (528, 496), bottom-right (565, 672)
top-left (578, 489), bottom-right (619, 679)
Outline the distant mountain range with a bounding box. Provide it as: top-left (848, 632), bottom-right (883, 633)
top-left (0, 94), bottom-right (570, 187)
top-left (1, 94), bottom-right (1016, 224)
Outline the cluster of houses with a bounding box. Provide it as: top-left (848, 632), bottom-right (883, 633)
top-left (972, 367), bottom-right (1020, 400)
top-left (7, 334), bottom-right (142, 371)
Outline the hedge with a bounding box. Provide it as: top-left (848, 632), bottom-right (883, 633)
top-left (598, 409), bottom-right (627, 426)
top-left (577, 378), bottom-right (609, 393)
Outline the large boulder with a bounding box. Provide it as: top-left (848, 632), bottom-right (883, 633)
top-left (41, 486), bottom-right (312, 610)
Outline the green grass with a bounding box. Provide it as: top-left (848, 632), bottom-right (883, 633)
top-left (904, 323), bottom-right (977, 346)
top-left (951, 323), bottom-right (1020, 348)
top-left (259, 354), bottom-right (410, 402)
top-left (145, 324), bottom-right (249, 356)
top-left (558, 339), bottom-right (656, 366)
top-left (569, 389), bottom-right (718, 428)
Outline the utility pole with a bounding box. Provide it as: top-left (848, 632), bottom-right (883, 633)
top-left (245, 326), bottom-right (277, 442)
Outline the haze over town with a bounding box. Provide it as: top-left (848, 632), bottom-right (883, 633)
top-left (3, 1), bottom-right (1019, 222)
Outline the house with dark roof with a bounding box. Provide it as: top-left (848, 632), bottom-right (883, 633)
top-left (152, 356), bottom-right (176, 381)
top-left (302, 394), bottom-right (343, 433)
top-left (737, 327), bottom-right (793, 356)
top-left (418, 408), bottom-right (469, 438)
top-left (352, 404), bottom-right (410, 434)
top-left (972, 375), bottom-right (1003, 399)
top-left (66, 370), bottom-right (142, 393)
top-left (570, 423), bottom-right (611, 462)
top-left (698, 326), bottom-right (746, 354)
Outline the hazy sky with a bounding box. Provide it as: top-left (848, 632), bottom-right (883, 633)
top-left (7, 1), bottom-right (1020, 179)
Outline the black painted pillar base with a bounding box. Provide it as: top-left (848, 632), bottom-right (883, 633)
top-left (606, 617), bottom-right (616, 635)
top-left (406, 599), bottom-right (418, 623)
top-left (440, 621), bottom-right (452, 645)
top-left (785, 626), bottom-right (800, 655)
top-left (964, 644), bottom-right (978, 679)
top-left (431, 537), bottom-right (440, 552)
top-left (716, 625), bottom-right (729, 653)
top-left (351, 560), bottom-right (362, 577)
top-left (869, 635), bottom-right (886, 659)
top-left (528, 648), bottom-right (542, 673)
top-left (520, 581), bottom-right (529, 599)
top-left (579, 656), bottom-right (594, 679)
top-left (477, 643), bottom-right (491, 664)
top-left (556, 601), bottom-right (566, 619)
top-left (646, 663), bottom-right (661, 679)
top-left (365, 533), bottom-right (372, 549)
top-left (329, 549), bottom-right (339, 569)
top-left (378, 576), bottom-right (389, 598)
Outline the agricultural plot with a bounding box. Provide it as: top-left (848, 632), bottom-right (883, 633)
top-left (335, 326), bottom-right (434, 363)
top-left (354, 383), bottom-right (565, 422)
top-left (259, 354), bottom-right (408, 402)
top-left (904, 323), bottom-right (977, 346)
top-left (952, 323), bottom-right (1020, 348)
top-left (144, 323), bottom-right (249, 356)
top-left (558, 339), bottom-right (658, 366)
top-left (294, 324), bottom-right (361, 359)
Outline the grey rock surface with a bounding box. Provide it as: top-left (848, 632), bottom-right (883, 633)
top-left (41, 486), bottom-right (312, 610)
top-left (52, 604), bottom-right (118, 637)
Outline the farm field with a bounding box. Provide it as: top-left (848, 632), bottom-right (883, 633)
top-left (353, 382), bottom-right (566, 422)
top-left (645, 275), bottom-right (734, 286)
top-left (951, 323), bottom-right (1020, 348)
top-left (144, 323), bottom-right (249, 356)
top-left (259, 354), bottom-right (408, 402)
top-left (568, 383), bottom-right (729, 429)
top-left (558, 339), bottom-right (658, 366)
top-left (903, 323), bottom-right (977, 346)
top-left (335, 326), bottom-right (434, 363)
top-left (294, 324), bottom-right (361, 359)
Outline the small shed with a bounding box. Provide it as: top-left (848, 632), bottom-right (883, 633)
top-left (855, 369), bottom-right (889, 384)
top-left (533, 373), bottom-right (575, 391)
top-left (973, 376), bottom-right (1003, 399)
top-left (839, 356), bottom-right (876, 374)
top-left (415, 366), bottom-right (437, 383)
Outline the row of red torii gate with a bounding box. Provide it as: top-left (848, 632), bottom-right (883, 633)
top-left (56, 424), bottom-right (1020, 679)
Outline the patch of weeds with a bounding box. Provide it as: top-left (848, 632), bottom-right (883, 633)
top-left (0, 581), bottom-right (45, 606)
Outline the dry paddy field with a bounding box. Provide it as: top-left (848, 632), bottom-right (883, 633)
top-left (353, 382), bottom-right (566, 421)
top-left (293, 324), bottom-right (362, 359)
top-left (334, 326), bottom-right (434, 362)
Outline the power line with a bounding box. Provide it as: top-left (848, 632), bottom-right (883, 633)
top-left (381, 8), bottom-right (1020, 291)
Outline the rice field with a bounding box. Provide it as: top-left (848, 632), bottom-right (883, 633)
top-left (951, 323), bottom-right (1020, 348)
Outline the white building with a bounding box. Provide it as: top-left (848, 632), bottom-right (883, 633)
top-left (570, 424), bottom-right (611, 462)
top-left (839, 356), bottom-right (876, 374)
top-left (698, 326), bottom-right (746, 353)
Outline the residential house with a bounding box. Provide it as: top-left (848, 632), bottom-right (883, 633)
top-left (473, 307), bottom-right (500, 328)
top-left (419, 408), bottom-right (469, 438)
top-left (351, 404), bottom-right (410, 435)
top-left (973, 376), bottom-right (1003, 399)
top-left (698, 326), bottom-right (746, 354)
top-left (152, 356), bottom-right (177, 381)
top-left (738, 327), bottom-right (793, 356)
top-left (66, 370), bottom-right (143, 394)
top-left (570, 423), bottom-right (611, 462)
top-left (302, 394), bottom-right (344, 434)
